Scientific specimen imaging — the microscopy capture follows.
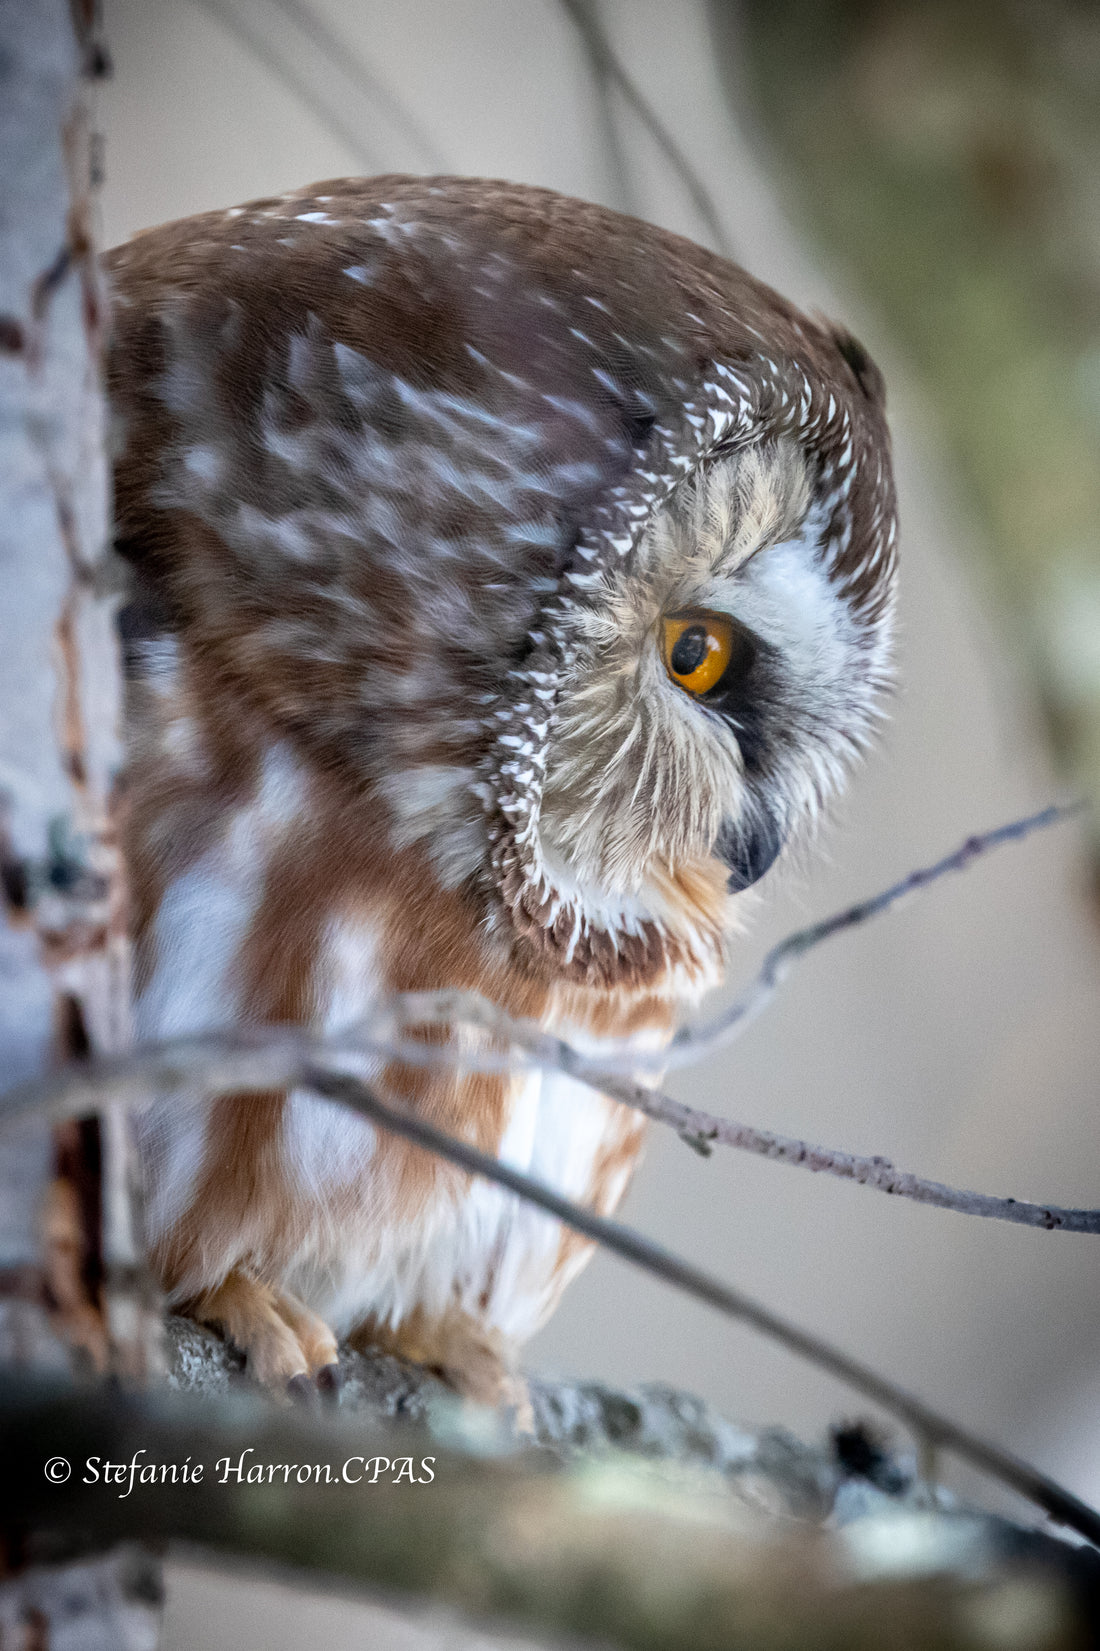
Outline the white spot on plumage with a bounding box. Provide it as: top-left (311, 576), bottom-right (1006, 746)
top-left (134, 743), bottom-right (307, 1041)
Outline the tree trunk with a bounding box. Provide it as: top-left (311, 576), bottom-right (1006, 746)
top-left (0, 0), bottom-right (161, 1640)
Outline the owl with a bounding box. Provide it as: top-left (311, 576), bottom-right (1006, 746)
top-left (106, 176), bottom-right (897, 1406)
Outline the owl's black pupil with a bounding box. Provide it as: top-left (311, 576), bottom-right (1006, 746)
top-left (670, 625), bottom-right (709, 677)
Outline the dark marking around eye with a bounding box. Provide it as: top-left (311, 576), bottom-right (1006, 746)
top-left (670, 624), bottom-right (709, 676)
top-left (697, 627), bottom-right (773, 774)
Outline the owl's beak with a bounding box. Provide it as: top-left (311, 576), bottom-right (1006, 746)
top-left (716, 810), bottom-right (785, 892)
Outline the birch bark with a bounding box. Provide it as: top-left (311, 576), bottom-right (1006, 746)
top-left (0, 2), bottom-right (161, 1641)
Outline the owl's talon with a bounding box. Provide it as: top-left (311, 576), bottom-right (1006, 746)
top-left (316, 1362), bottom-right (344, 1403)
top-left (286, 1372), bottom-right (318, 1407)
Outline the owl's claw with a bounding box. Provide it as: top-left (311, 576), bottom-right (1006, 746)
top-left (316, 1362), bottom-right (344, 1404)
top-left (189, 1274), bottom-right (341, 1398)
top-left (286, 1372), bottom-right (319, 1407)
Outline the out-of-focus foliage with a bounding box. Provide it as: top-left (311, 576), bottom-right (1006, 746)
top-left (719, 0), bottom-right (1100, 853)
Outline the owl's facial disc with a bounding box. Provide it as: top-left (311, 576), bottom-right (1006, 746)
top-left (537, 438), bottom-right (888, 940)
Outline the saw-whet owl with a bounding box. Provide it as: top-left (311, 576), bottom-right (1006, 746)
top-left (107, 176), bottom-right (897, 1404)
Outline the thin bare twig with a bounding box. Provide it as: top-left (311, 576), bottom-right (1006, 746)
top-left (665, 801), bottom-right (1087, 1068)
top-left (556, 0), bottom-right (732, 254)
top-left (393, 802), bottom-right (1084, 1078)
top-left (192, 0), bottom-right (446, 176)
top-left (379, 998), bottom-right (1100, 1232)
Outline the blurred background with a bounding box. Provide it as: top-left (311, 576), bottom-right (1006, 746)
top-left (97, 1), bottom-right (1100, 1642)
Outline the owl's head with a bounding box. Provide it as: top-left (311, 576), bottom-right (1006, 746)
top-left (107, 177), bottom-right (896, 1001)
top-left (492, 427), bottom-right (893, 997)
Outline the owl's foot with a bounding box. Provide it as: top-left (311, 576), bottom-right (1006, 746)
top-left (351, 1306), bottom-right (533, 1430)
top-left (188, 1270), bottom-right (340, 1398)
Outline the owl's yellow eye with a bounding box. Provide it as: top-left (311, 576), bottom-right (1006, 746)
top-left (661, 612), bottom-right (737, 696)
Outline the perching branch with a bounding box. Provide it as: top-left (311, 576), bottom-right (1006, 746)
top-left (2, 1033), bottom-right (1099, 1544)
top-left (665, 801), bottom-right (1087, 1068)
top-left (4, 1373), bottom-right (1088, 1651)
